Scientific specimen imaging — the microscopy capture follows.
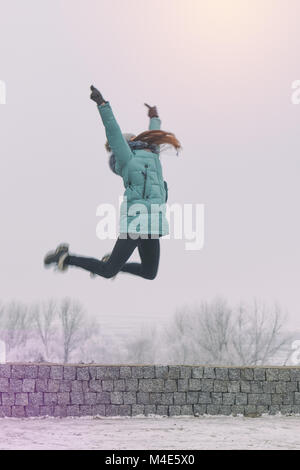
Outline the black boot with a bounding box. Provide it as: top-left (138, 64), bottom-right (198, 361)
top-left (44, 243), bottom-right (69, 271)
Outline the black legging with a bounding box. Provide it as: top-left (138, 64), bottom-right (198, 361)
top-left (66, 236), bottom-right (160, 280)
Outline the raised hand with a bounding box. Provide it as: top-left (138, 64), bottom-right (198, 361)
top-left (90, 85), bottom-right (107, 105)
top-left (144, 103), bottom-right (159, 118)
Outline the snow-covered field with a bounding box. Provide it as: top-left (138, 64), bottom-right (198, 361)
top-left (0, 415), bottom-right (300, 450)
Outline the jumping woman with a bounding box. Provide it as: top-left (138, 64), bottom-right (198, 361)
top-left (44, 85), bottom-right (181, 280)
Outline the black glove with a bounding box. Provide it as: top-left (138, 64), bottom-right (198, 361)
top-left (144, 103), bottom-right (159, 118)
top-left (90, 85), bottom-right (107, 105)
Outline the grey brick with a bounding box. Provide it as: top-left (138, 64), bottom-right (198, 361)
top-left (149, 393), bottom-right (163, 405)
top-left (206, 405), bottom-right (220, 415)
top-left (96, 392), bottom-right (111, 404)
top-left (180, 366), bottom-right (192, 378)
top-left (12, 406), bottom-right (25, 417)
top-left (48, 380), bottom-right (60, 393)
top-left (11, 365), bottom-right (25, 379)
top-left (25, 406), bottom-right (40, 417)
top-left (57, 392), bottom-right (70, 405)
top-left (241, 369), bottom-right (254, 381)
top-left (102, 380), bottom-right (113, 391)
top-left (132, 404), bottom-right (145, 415)
top-left (2, 393), bottom-right (15, 405)
top-left (9, 379), bottom-right (22, 392)
top-left (114, 379), bottom-right (126, 391)
top-left (290, 369), bottom-right (300, 381)
top-left (240, 381), bottom-right (251, 393)
top-left (54, 405), bottom-right (67, 417)
top-left (89, 380), bottom-right (102, 392)
top-left (143, 366), bottom-right (155, 378)
top-left (131, 367), bottom-right (144, 379)
top-left (99, 367), bottom-right (119, 379)
top-left (67, 405), bottom-right (80, 416)
top-left (169, 405), bottom-right (181, 416)
top-left (251, 381), bottom-right (263, 393)
top-left (266, 369), bottom-right (279, 381)
top-left (50, 366), bottom-right (63, 380)
top-left (282, 393), bottom-right (294, 405)
top-left (92, 404), bottom-right (105, 416)
top-left (228, 368), bottom-right (240, 380)
top-left (83, 392), bottom-right (97, 405)
top-left (201, 379), bottom-right (214, 392)
top-left (24, 365), bottom-right (38, 379)
top-left (0, 405), bottom-right (12, 417)
top-left (38, 365), bottom-right (50, 379)
top-left (227, 381), bottom-right (240, 393)
top-left (0, 365), bottom-right (11, 378)
top-left (125, 379), bottom-right (139, 391)
top-left (111, 392), bottom-right (123, 405)
top-left (203, 367), bottom-right (215, 379)
top-left (155, 366), bottom-right (169, 379)
top-left (223, 393), bottom-right (235, 405)
top-left (28, 392), bottom-right (43, 406)
top-left (89, 366), bottom-right (97, 379)
top-left (193, 405), bottom-right (207, 415)
top-left (164, 380), bottom-right (177, 392)
top-left (15, 393), bottom-right (28, 406)
top-left (295, 392), bottom-right (300, 404)
top-left (79, 405), bottom-right (92, 416)
top-left (236, 393), bottom-right (248, 405)
top-left (189, 379), bottom-right (202, 391)
top-left (120, 366), bottom-right (132, 378)
top-left (106, 404), bottom-right (130, 416)
top-left (174, 392), bottom-right (186, 405)
top-left (144, 405), bottom-right (156, 415)
top-left (198, 392), bottom-right (212, 404)
top-left (137, 392), bottom-right (150, 404)
top-left (257, 405), bottom-right (269, 415)
top-left (219, 405), bottom-right (232, 415)
top-left (253, 369), bottom-right (266, 381)
top-left (0, 378), bottom-right (9, 392)
top-left (59, 380), bottom-right (71, 392)
top-left (192, 367), bottom-right (204, 379)
top-left (214, 380), bottom-right (228, 393)
top-left (22, 379), bottom-right (35, 393)
top-left (156, 405), bottom-right (168, 416)
top-left (286, 382), bottom-right (297, 392)
top-left (168, 366), bottom-right (180, 379)
top-left (40, 405), bottom-right (54, 416)
top-left (248, 393), bottom-right (271, 405)
top-left (178, 379), bottom-right (189, 391)
top-left (123, 392), bottom-right (136, 405)
top-left (36, 379), bottom-right (48, 392)
top-left (215, 368), bottom-right (229, 380)
top-left (280, 405), bottom-right (292, 415)
top-left (269, 405), bottom-right (280, 415)
top-left (231, 405), bottom-right (245, 416)
top-left (211, 393), bottom-right (222, 404)
top-left (291, 405), bottom-right (300, 414)
top-left (160, 393), bottom-right (173, 405)
top-left (44, 393), bottom-right (58, 405)
top-left (187, 392), bottom-right (199, 404)
top-left (278, 369), bottom-right (290, 381)
top-left (77, 367), bottom-right (90, 381)
top-left (262, 382), bottom-right (276, 393)
top-left (180, 405), bottom-right (193, 415)
top-left (63, 366), bottom-right (76, 380)
top-left (139, 379), bottom-right (164, 392)
top-left (244, 405), bottom-right (258, 416)
top-left (70, 392), bottom-right (84, 405)
top-left (275, 382), bottom-right (287, 393)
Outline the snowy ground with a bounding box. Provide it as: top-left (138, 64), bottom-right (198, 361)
top-left (0, 415), bottom-right (300, 450)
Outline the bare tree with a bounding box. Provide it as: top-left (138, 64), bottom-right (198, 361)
top-left (32, 300), bottom-right (57, 360)
top-left (58, 298), bottom-right (85, 363)
top-left (126, 325), bottom-right (158, 364)
top-left (0, 302), bottom-right (33, 355)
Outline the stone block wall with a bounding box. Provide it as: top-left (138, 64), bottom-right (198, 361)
top-left (1, 364), bottom-right (300, 417)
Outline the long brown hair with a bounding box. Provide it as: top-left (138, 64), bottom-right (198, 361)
top-left (132, 129), bottom-right (182, 154)
top-left (105, 130), bottom-right (182, 154)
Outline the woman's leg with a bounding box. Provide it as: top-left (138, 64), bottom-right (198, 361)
top-left (66, 237), bottom-right (138, 278)
top-left (120, 238), bottom-right (160, 280)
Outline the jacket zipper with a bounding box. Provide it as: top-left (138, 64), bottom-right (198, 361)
top-left (142, 169), bottom-right (148, 198)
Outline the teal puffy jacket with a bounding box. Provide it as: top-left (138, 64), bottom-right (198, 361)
top-left (97, 102), bottom-right (169, 237)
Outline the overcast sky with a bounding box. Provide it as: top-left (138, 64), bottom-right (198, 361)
top-left (0, 0), bottom-right (299, 335)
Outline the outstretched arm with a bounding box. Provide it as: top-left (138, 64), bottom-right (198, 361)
top-left (90, 85), bottom-right (132, 171)
top-left (145, 103), bottom-right (161, 131)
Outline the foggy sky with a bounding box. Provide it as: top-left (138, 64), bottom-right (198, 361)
top-left (0, 0), bottom-right (299, 335)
